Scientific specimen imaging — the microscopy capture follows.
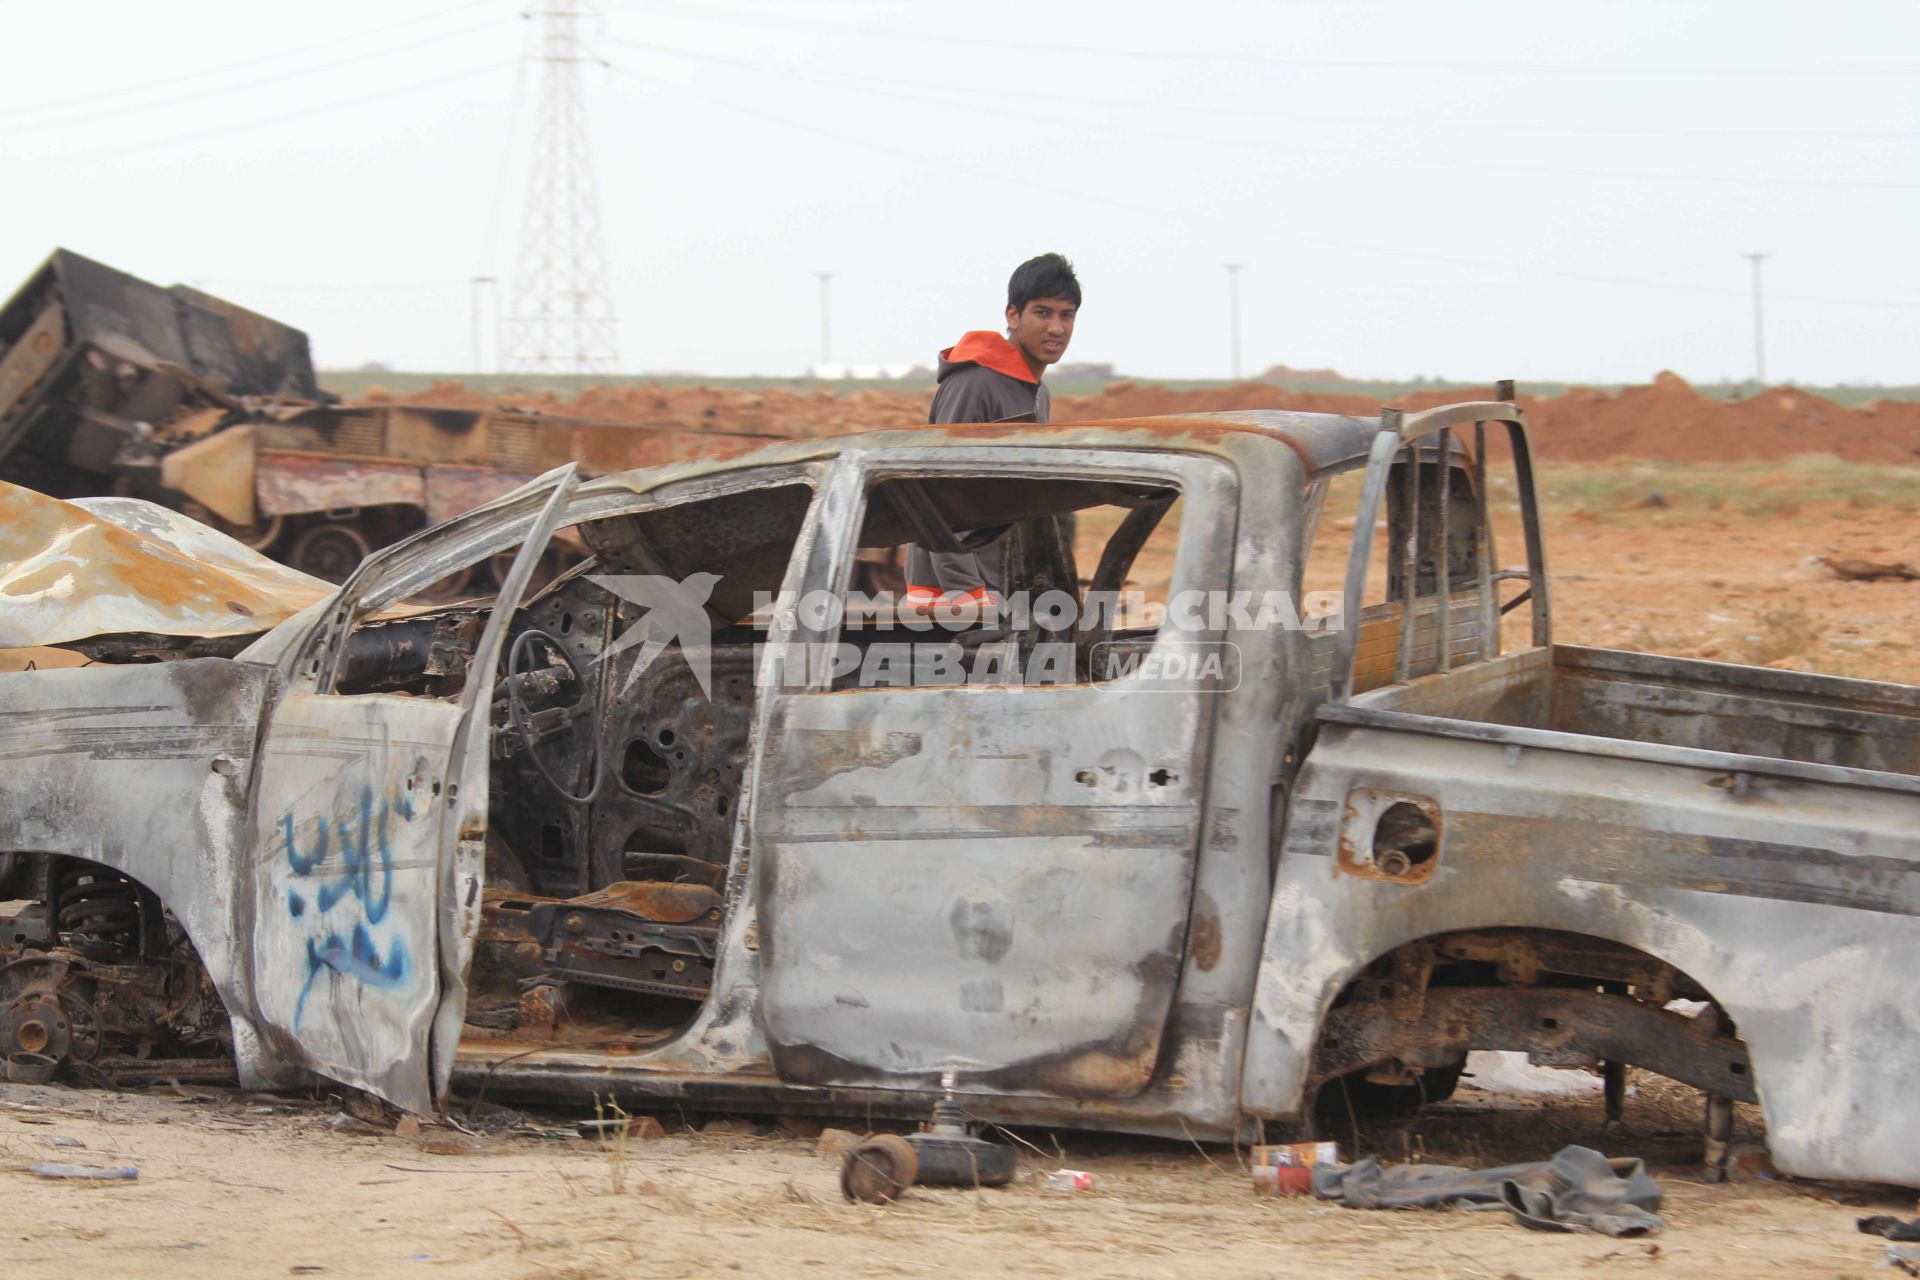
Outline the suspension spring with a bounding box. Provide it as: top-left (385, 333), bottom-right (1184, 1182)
top-left (54, 862), bottom-right (141, 951)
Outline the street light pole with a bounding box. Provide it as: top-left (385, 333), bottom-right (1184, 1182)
top-left (1223, 264), bottom-right (1246, 380)
top-left (814, 272), bottom-right (833, 372)
top-left (470, 276), bottom-right (498, 374)
top-left (1741, 252), bottom-right (1769, 388)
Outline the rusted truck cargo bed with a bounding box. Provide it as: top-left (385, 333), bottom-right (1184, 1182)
top-left (1338, 643), bottom-right (1920, 787)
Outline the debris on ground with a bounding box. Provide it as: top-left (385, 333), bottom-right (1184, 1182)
top-left (1251, 1141), bottom-right (1340, 1196)
top-left (1861, 1216), bottom-right (1920, 1275)
top-left (815, 1127), bottom-right (861, 1157)
top-left (1312, 1144), bottom-right (1664, 1237)
top-left (841, 1133), bottom-right (918, 1204)
top-left (24, 1162), bottom-right (138, 1180)
top-left (1819, 555), bottom-right (1918, 581)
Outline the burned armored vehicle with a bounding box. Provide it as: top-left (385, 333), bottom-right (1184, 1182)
top-left (3, 395), bottom-right (1919, 1188)
top-left (0, 249), bottom-right (777, 584)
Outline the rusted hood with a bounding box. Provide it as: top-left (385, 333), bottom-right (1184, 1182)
top-left (0, 480), bottom-right (335, 646)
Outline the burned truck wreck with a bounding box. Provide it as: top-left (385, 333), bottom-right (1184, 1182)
top-left (4, 399), bottom-right (1920, 1187)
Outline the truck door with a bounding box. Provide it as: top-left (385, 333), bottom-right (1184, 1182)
top-left (753, 450), bottom-right (1236, 1098)
top-left (245, 469), bottom-right (579, 1113)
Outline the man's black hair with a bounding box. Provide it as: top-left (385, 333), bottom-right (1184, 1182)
top-left (1007, 253), bottom-right (1081, 312)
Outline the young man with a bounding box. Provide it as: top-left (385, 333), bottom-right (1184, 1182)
top-left (905, 253), bottom-right (1080, 604)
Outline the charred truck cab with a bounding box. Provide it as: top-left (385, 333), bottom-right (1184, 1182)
top-left (5, 395), bottom-right (1920, 1187)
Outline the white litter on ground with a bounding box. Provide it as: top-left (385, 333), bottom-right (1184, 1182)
top-left (1462, 1051), bottom-right (1604, 1096)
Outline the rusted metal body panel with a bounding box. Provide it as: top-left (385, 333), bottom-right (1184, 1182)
top-left (0, 250), bottom-right (316, 507)
top-left (422, 466), bottom-right (536, 525)
top-left (0, 300), bottom-right (65, 450)
top-left (0, 659), bottom-right (287, 1089)
top-left (249, 405), bottom-right (782, 520)
top-left (255, 451), bottom-right (427, 518)
top-left (0, 480), bottom-right (333, 645)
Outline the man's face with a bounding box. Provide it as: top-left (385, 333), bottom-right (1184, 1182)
top-left (1006, 296), bottom-right (1077, 370)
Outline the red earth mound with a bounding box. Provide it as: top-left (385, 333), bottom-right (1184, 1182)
top-left (365, 372), bottom-right (1920, 464)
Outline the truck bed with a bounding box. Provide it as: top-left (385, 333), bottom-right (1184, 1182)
top-left (1338, 643), bottom-right (1920, 788)
top-left (1268, 643), bottom-right (1920, 1186)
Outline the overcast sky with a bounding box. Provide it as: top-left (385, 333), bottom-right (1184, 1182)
top-left (3, 0), bottom-right (1916, 385)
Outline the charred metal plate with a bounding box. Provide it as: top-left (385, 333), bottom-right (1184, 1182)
top-left (256, 452), bottom-right (424, 518)
top-left (589, 635), bottom-right (756, 891)
top-left (525, 890), bottom-right (717, 1002)
top-left (0, 300), bottom-right (65, 440)
top-left (755, 683), bottom-right (1208, 1099)
top-left (1312, 986), bottom-right (1757, 1103)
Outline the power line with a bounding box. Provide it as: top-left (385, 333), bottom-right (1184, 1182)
top-left (607, 38), bottom-right (1920, 193)
top-left (0, 2), bottom-right (500, 123)
top-left (764, 57), bottom-right (1920, 142)
top-left (602, 65), bottom-right (1920, 316)
top-left (16, 61), bottom-right (507, 166)
top-left (636, 1), bottom-right (1920, 78)
top-left (7, 17), bottom-right (513, 137)
top-left (198, 278), bottom-right (470, 296)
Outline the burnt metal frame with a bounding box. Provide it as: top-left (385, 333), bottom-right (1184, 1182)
top-left (1331, 386), bottom-right (1547, 703)
top-left (1312, 986), bottom-right (1757, 1103)
top-left (788, 448), bottom-right (1231, 692)
top-left (278, 462), bottom-right (829, 696)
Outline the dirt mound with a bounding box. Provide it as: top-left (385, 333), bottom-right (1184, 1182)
top-left (1510, 373), bottom-right (1920, 464)
top-left (374, 376), bottom-right (1920, 464)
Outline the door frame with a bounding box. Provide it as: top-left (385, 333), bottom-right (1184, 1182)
top-left (747, 444), bottom-right (1242, 1095)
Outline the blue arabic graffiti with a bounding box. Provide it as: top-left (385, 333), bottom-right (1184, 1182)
top-left (283, 783), bottom-right (419, 1024)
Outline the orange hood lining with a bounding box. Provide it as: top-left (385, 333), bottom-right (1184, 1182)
top-left (940, 330), bottom-right (1038, 384)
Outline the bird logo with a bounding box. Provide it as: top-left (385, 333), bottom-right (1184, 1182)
top-left (586, 573), bottom-right (722, 698)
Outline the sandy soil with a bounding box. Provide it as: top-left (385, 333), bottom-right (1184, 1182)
top-left (2, 1071), bottom-right (1906, 1280)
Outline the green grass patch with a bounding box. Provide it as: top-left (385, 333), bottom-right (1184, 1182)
top-left (1534, 454), bottom-right (1920, 522)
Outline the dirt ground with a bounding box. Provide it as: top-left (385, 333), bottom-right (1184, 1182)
top-left (2, 1068), bottom-right (1908, 1280)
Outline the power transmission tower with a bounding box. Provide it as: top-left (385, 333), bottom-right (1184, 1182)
top-left (504, 1), bottom-right (619, 374)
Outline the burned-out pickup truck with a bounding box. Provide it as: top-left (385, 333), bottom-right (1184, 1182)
top-left (3, 392), bottom-right (1918, 1186)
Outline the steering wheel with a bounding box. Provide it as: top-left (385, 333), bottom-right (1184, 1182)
top-left (503, 628), bottom-right (603, 804)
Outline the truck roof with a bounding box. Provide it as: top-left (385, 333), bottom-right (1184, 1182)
top-left (584, 408), bottom-right (1390, 497)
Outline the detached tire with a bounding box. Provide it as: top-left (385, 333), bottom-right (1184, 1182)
top-left (841, 1133), bottom-right (919, 1204)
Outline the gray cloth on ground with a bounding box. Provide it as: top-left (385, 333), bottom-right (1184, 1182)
top-left (1310, 1144), bottom-right (1663, 1237)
